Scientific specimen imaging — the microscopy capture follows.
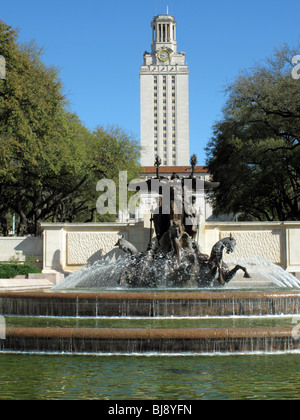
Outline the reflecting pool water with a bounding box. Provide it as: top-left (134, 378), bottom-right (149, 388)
top-left (0, 353), bottom-right (300, 400)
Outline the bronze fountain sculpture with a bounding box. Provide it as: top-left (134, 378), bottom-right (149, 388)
top-left (116, 155), bottom-right (250, 288)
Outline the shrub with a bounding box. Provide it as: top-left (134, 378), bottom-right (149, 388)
top-left (0, 264), bottom-right (42, 279)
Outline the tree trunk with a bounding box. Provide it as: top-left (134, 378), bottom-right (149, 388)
top-left (0, 217), bottom-right (9, 236)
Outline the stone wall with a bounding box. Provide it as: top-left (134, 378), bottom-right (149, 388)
top-left (203, 222), bottom-right (300, 273)
top-left (0, 237), bottom-right (43, 264)
top-left (41, 222), bottom-right (149, 273)
top-left (1, 221), bottom-right (299, 275)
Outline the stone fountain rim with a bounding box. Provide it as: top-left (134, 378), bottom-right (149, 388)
top-left (5, 326), bottom-right (295, 340)
top-left (1, 291), bottom-right (300, 300)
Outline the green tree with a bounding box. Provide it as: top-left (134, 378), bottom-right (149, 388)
top-left (206, 44), bottom-right (300, 221)
top-left (0, 21), bottom-right (141, 235)
top-left (0, 20), bottom-right (66, 234)
top-left (49, 124), bottom-right (141, 224)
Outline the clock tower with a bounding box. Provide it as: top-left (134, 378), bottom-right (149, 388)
top-left (140, 14), bottom-right (190, 167)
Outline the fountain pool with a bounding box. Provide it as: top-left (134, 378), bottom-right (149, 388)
top-left (1, 228), bottom-right (300, 358)
top-left (1, 353), bottom-right (300, 400)
top-left (1, 274), bottom-right (300, 399)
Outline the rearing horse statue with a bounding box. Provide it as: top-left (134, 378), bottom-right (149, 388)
top-left (196, 234), bottom-right (251, 287)
top-left (116, 231), bottom-right (251, 288)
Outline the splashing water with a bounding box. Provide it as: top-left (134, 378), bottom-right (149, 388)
top-left (228, 256), bottom-right (300, 289)
top-left (53, 253), bottom-right (300, 290)
top-left (53, 253), bottom-right (195, 290)
top-left (52, 255), bottom-right (131, 290)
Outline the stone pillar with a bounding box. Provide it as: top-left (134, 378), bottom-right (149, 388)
top-left (43, 226), bottom-right (66, 273)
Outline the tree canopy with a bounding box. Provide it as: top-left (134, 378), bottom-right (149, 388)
top-left (206, 44), bottom-right (300, 221)
top-left (0, 21), bottom-right (141, 235)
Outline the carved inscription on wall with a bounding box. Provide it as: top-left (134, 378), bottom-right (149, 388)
top-left (67, 232), bottom-right (122, 265)
top-left (220, 231), bottom-right (282, 264)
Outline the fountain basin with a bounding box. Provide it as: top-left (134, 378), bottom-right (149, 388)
top-left (1, 291), bottom-right (300, 317)
top-left (1, 326), bottom-right (298, 355)
top-left (1, 291), bottom-right (300, 355)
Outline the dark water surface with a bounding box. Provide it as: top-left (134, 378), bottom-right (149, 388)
top-left (0, 353), bottom-right (300, 400)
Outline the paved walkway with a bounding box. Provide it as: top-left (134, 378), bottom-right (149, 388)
top-left (0, 279), bottom-right (54, 291)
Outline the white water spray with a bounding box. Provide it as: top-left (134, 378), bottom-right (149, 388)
top-left (53, 254), bottom-right (300, 290)
top-left (228, 256), bottom-right (300, 289)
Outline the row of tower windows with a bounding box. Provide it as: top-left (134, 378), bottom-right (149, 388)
top-left (153, 76), bottom-right (176, 165)
top-left (154, 76), bottom-right (176, 83)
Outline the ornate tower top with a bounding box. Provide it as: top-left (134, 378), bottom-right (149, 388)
top-left (151, 15), bottom-right (177, 54)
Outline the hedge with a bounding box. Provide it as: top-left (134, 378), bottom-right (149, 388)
top-left (0, 264), bottom-right (42, 279)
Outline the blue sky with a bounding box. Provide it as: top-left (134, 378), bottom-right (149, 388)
top-left (1, 0), bottom-right (300, 164)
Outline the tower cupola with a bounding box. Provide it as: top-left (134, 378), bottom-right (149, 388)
top-left (151, 15), bottom-right (177, 54)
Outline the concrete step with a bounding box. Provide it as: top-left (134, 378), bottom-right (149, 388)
top-left (0, 279), bottom-right (53, 291)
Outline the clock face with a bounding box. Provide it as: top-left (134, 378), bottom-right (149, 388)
top-left (158, 49), bottom-right (170, 62)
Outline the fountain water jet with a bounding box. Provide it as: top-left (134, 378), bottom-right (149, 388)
top-left (228, 256), bottom-right (300, 289)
